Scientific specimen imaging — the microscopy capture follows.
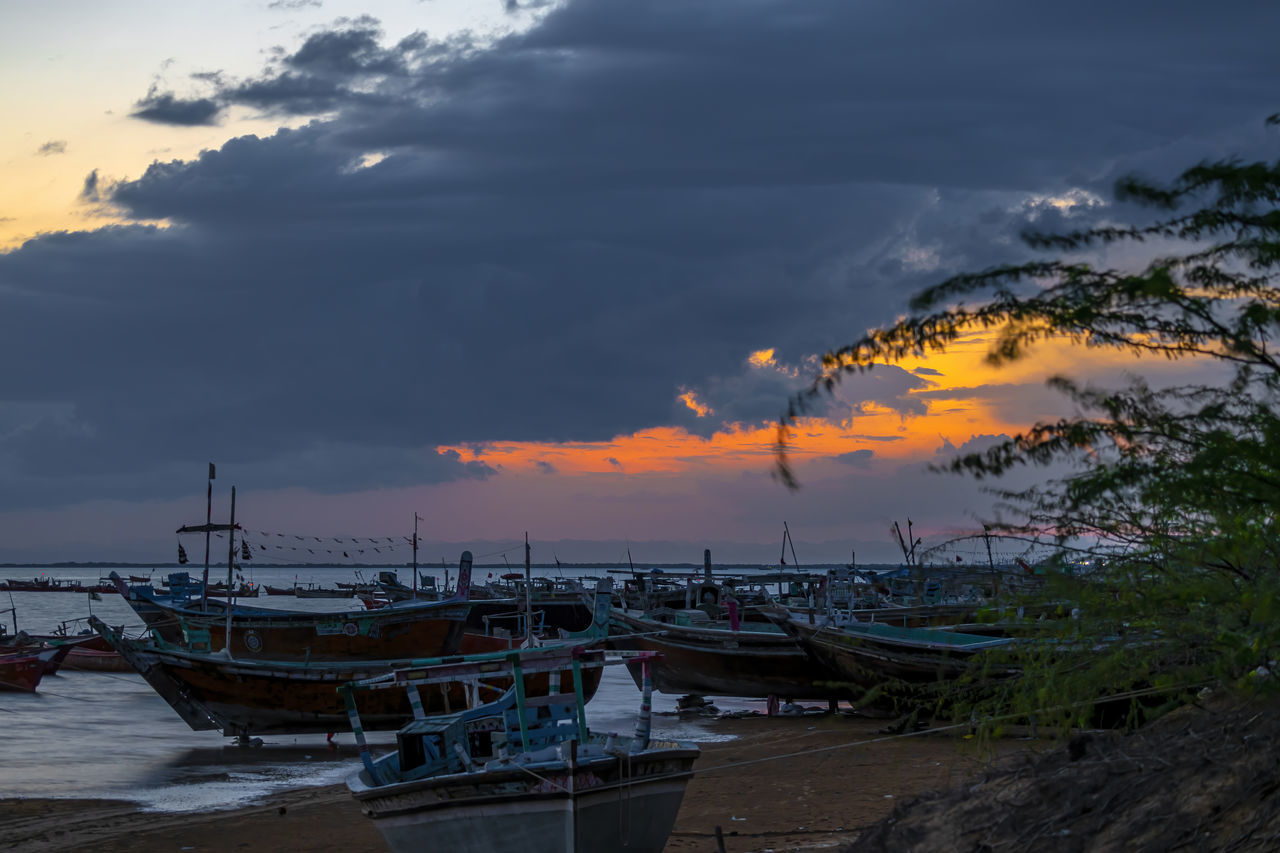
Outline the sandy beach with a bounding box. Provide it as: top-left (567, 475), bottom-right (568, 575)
top-left (0, 713), bottom-right (1039, 853)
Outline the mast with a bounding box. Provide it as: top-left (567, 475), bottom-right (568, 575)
top-left (202, 462), bottom-right (215, 612)
top-left (783, 521), bottom-right (800, 568)
top-left (523, 532), bottom-right (533, 647)
top-left (412, 513), bottom-right (420, 601)
top-left (225, 485), bottom-right (236, 656)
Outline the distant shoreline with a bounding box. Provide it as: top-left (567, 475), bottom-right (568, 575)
top-left (0, 561), bottom-right (877, 570)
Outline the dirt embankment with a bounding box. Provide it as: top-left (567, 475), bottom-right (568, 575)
top-left (847, 693), bottom-right (1280, 853)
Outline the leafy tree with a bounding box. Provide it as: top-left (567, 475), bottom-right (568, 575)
top-left (781, 115), bottom-right (1280, 727)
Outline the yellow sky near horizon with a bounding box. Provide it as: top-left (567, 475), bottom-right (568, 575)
top-left (0, 0), bottom-right (523, 250)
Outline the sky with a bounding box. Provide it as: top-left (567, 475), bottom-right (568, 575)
top-left (1, 0), bottom-right (1277, 566)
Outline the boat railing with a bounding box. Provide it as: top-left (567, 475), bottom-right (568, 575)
top-left (339, 646), bottom-right (660, 786)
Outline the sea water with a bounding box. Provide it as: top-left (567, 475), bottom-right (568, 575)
top-left (0, 565), bottom-right (760, 812)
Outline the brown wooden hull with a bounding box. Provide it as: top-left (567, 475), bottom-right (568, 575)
top-left (97, 622), bottom-right (603, 737)
top-left (608, 610), bottom-right (841, 700)
top-left (770, 616), bottom-right (1017, 714)
top-left (62, 646), bottom-right (135, 672)
top-left (167, 601), bottom-right (473, 661)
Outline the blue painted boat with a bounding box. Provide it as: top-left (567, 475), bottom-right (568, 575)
top-left (343, 647), bottom-right (698, 853)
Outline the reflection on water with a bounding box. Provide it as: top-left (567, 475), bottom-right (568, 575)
top-left (0, 568), bottom-right (754, 813)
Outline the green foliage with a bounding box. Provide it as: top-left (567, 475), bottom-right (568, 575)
top-left (782, 117), bottom-right (1280, 726)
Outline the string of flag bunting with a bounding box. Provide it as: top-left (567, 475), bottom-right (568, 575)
top-left (175, 527), bottom-right (530, 566)
top-left (176, 528), bottom-right (418, 564)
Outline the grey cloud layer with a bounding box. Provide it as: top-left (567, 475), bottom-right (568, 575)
top-left (2, 0), bottom-right (1277, 511)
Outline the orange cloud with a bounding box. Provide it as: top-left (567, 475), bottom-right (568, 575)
top-left (678, 389), bottom-right (714, 418)
top-left (438, 335), bottom-right (1171, 480)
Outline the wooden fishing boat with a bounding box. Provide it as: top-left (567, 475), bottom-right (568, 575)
top-left (88, 583), bottom-right (614, 741)
top-left (109, 565), bottom-right (474, 661)
top-left (0, 633), bottom-right (74, 675)
top-left (205, 582), bottom-right (260, 598)
top-left (344, 647), bottom-right (698, 853)
top-left (57, 634), bottom-right (134, 672)
top-left (2, 577), bottom-right (72, 592)
top-left (608, 606), bottom-right (841, 701)
top-left (292, 584), bottom-right (354, 599)
top-left (764, 609), bottom-right (1017, 705)
top-left (364, 579), bottom-right (597, 637)
top-left (108, 571), bottom-right (270, 636)
top-left (0, 646), bottom-right (59, 691)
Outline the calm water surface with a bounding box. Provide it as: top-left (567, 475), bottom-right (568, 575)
top-left (0, 565), bottom-right (758, 812)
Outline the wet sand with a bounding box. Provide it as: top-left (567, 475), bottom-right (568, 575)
top-left (0, 714), bottom-right (1039, 853)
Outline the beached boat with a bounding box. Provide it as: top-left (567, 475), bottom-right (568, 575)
top-left (344, 646), bottom-right (699, 853)
top-left (0, 646), bottom-right (59, 691)
top-left (764, 609), bottom-right (1018, 708)
top-left (608, 606), bottom-right (842, 701)
top-left (109, 563), bottom-right (475, 661)
top-left (87, 582), bottom-right (614, 740)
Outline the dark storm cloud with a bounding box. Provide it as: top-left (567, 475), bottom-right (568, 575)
top-left (216, 20), bottom-right (436, 116)
top-left (3, 0), bottom-right (1278, 511)
top-left (131, 90), bottom-right (224, 126)
top-left (683, 359), bottom-right (932, 436)
top-left (78, 169), bottom-right (101, 202)
top-left (834, 449), bottom-right (874, 469)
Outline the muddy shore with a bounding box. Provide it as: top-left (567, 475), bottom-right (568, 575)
top-left (0, 713), bottom-right (1038, 852)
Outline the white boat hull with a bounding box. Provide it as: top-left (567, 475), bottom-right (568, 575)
top-left (352, 750), bottom-right (696, 853)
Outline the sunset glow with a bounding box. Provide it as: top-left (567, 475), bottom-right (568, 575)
top-left (0, 1), bottom-right (1269, 564)
top-left (439, 333), bottom-right (1159, 481)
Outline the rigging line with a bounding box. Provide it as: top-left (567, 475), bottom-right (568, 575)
top-left (694, 680), bottom-right (1212, 777)
top-left (507, 760), bottom-right (572, 793)
top-left (472, 545), bottom-right (524, 560)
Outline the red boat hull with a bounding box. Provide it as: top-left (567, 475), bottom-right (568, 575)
top-left (0, 648), bottom-right (56, 691)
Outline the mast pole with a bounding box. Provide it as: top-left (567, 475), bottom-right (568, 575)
top-left (784, 521), bottom-right (799, 568)
top-left (202, 463), bottom-right (215, 612)
top-left (412, 513), bottom-right (419, 601)
top-left (225, 485), bottom-right (236, 656)
top-left (523, 532), bottom-right (533, 647)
